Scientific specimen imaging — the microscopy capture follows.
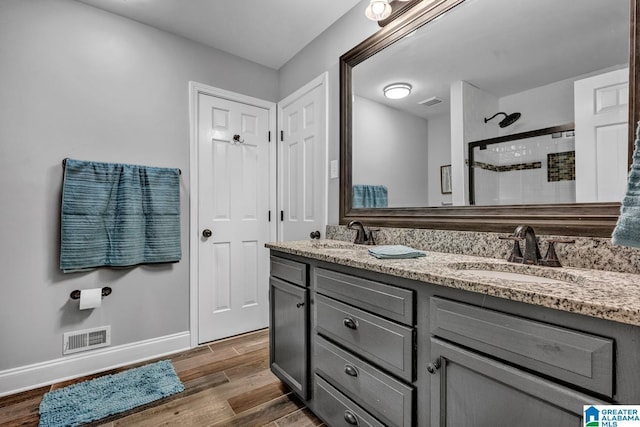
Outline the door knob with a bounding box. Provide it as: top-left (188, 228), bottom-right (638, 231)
top-left (202, 229), bottom-right (212, 238)
top-left (309, 230), bottom-right (321, 239)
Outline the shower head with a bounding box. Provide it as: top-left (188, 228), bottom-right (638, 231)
top-left (484, 112), bottom-right (521, 128)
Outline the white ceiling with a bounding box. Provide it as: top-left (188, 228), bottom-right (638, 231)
top-left (75, 0), bottom-right (361, 70)
top-left (353, 0), bottom-right (629, 120)
top-left (73, 0), bottom-right (630, 120)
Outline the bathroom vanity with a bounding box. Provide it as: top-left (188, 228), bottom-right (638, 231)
top-left (267, 240), bottom-right (640, 427)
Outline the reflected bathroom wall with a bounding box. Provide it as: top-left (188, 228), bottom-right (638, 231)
top-left (352, 95), bottom-right (430, 207)
top-left (349, 0), bottom-right (629, 209)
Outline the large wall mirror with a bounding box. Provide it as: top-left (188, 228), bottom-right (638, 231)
top-left (340, 0), bottom-right (639, 237)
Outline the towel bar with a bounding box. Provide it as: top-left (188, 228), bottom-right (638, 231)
top-left (62, 158), bottom-right (181, 175)
top-left (70, 287), bottom-right (112, 300)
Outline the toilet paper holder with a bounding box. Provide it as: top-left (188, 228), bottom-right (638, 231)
top-left (70, 287), bottom-right (112, 300)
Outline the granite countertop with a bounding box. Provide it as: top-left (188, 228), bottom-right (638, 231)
top-left (266, 239), bottom-right (640, 327)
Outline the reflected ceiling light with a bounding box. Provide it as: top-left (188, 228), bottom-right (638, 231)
top-left (365, 0), bottom-right (392, 21)
top-left (383, 83), bottom-right (412, 99)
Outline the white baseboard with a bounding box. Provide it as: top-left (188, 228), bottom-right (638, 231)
top-left (0, 331), bottom-right (191, 397)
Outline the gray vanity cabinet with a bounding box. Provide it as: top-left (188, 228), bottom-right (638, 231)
top-left (269, 256), bottom-right (309, 400)
top-left (315, 336), bottom-right (414, 427)
top-left (314, 375), bottom-right (387, 427)
top-left (428, 297), bottom-right (610, 426)
top-left (428, 338), bottom-right (605, 427)
top-left (268, 249), bottom-right (640, 426)
top-left (313, 267), bottom-right (416, 427)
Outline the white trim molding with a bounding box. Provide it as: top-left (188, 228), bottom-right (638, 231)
top-left (0, 331), bottom-right (190, 397)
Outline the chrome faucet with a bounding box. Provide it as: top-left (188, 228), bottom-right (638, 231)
top-left (347, 220), bottom-right (376, 245)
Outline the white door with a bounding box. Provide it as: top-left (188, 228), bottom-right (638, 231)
top-left (197, 91), bottom-right (274, 344)
top-left (278, 74), bottom-right (327, 241)
top-left (574, 68), bottom-right (629, 203)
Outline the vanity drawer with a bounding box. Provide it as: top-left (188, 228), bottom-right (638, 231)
top-left (315, 336), bottom-right (414, 427)
top-left (315, 267), bottom-right (414, 325)
top-left (316, 294), bottom-right (414, 382)
top-left (270, 256), bottom-right (307, 287)
top-left (314, 374), bottom-right (385, 427)
top-left (430, 297), bottom-right (614, 397)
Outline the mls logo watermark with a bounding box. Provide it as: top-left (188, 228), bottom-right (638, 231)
top-left (584, 406), bottom-right (640, 427)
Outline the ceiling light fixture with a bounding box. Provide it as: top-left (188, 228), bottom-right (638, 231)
top-left (365, 0), bottom-right (392, 21)
top-left (383, 83), bottom-right (412, 99)
top-left (365, 0), bottom-right (412, 21)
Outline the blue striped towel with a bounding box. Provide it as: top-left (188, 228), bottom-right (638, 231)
top-left (368, 245), bottom-right (426, 259)
top-left (60, 159), bottom-right (181, 272)
top-left (612, 121), bottom-right (640, 248)
top-left (353, 185), bottom-right (388, 208)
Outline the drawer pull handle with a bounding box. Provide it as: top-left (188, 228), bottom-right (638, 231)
top-left (344, 364), bottom-right (359, 377)
top-left (344, 410), bottom-right (359, 425)
top-left (427, 359), bottom-right (441, 374)
top-left (343, 317), bottom-right (358, 330)
top-left (296, 302), bottom-right (305, 308)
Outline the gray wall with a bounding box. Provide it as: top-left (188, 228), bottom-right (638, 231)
top-left (353, 96), bottom-right (429, 207)
top-left (427, 114), bottom-right (452, 207)
top-left (0, 0), bottom-right (277, 371)
top-left (278, 0), bottom-right (379, 224)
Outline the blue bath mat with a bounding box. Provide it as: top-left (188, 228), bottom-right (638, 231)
top-left (38, 360), bottom-right (184, 427)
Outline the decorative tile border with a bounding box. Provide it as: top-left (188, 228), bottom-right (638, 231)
top-left (472, 160), bottom-right (542, 172)
top-left (326, 225), bottom-right (640, 275)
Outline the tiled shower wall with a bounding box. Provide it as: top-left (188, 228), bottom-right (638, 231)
top-left (326, 225), bottom-right (640, 275)
top-left (473, 133), bottom-right (576, 206)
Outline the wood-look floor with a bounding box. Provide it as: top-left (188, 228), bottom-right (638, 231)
top-left (0, 329), bottom-right (324, 427)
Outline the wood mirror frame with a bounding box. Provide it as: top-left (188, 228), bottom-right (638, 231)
top-left (340, 0), bottom-right (640, 237)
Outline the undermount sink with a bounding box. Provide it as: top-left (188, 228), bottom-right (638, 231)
top-left (448, 262), bottom-right (582, 284)
top-left (454, 269), bottom-right (569, 284)
top-left (310, 240), bottom-right (367, 250)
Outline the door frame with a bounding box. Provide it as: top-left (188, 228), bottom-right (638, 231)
top-left (276, 72), bottom-right (329, 241)
top-left (188, 81), bottom-right (277, 348)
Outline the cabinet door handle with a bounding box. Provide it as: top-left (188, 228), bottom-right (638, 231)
top-left (296, 302), bottom-right (305, 308)
top-left (427, 359), bottom-right (441, 374)
top-left (344, 410), bottom-right (359, 425)
top-left (344, 364), bottom-right (358, 377)
top-left (343, 317), bottom-right (358, 330)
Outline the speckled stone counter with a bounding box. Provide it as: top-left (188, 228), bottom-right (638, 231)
top-left (326, 225), bottom-right (640, 275)
top-left (266, 239), bottom-right (640, 327)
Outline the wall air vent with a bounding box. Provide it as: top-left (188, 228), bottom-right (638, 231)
top-left (419, 96), bottom-right (443, 107)
top-left (63, 325), bottom-right (111, 355)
